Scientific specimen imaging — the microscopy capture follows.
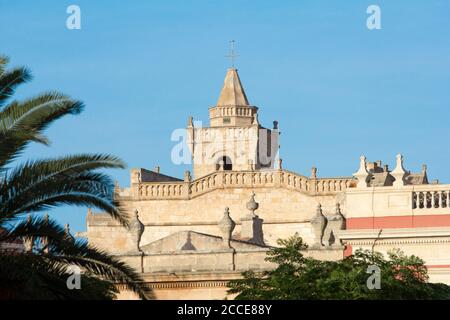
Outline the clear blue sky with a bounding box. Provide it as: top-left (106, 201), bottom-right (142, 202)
top-left (1, 1), bottom-right (450, 233)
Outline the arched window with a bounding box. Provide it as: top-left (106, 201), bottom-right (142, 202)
top-left (216, 156), bottom-right (232, 171)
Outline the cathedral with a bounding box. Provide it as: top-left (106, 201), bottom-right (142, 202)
top-left (86, 68), bottom-right (450, 299)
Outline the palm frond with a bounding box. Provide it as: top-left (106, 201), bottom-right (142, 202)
top-left (1, 216), bottom-right (148, 299)
top-left (0, 66), bottom-right (32, 107)
top-left (0, 253), bottom-right (119, 299)
top-left (0, 129), bottom-right (44, 170)
top-left (0, 154), bottom-right (127, 225)
top-left (0, 55), bottom-right (140, 300)
top-left (0, 92), bottom-right (84, 132)
top-left (0, 92), bottom-right (84, 169)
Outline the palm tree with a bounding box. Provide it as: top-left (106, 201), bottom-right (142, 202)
top-left (0, 55), bottom-right (148, 299)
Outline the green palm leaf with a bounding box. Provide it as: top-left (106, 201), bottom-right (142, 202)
top-left (1, 216), bottom-right (149, 300)
top-left (0, 55), bottom-right (144, 300)
top-left (0, 92), bottom-right (84, 168)
top-left (0, 64), bottom-right (32, 107)
top-left (0, 154), bottom-right (127, 225)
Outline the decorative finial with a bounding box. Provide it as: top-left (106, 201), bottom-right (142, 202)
top-left (422, 164), bottom-right (427, 175)
top-left (187, 116), bottom-right (193, 127)
top-left (353, 155), bottom-right (370, 188)
top-left (184, 170), bottom-right (191, 182)
top-left (277, 158), bottom-right (283, 170)
top-left (333, 203), bottom-right (346, 224)
top-left (324, 203), bottom-right (346, 246)
top-left (311, 203), bottom-right (327, 247)
top-left (225, 40), bottom-right (239, 68)
top-left (391, 153), bottom-right (406, 187)
top-left (246, 192), bottom-right (259, 217)
top-left (218, 207), bottom-right (235, 248)
top-left (129, 209), bottom-right (144, 252)
top-left (311, 167), bottom-right (317, 178)
top-left (273, 121), bottom-right (278, 130)
top-left (64, 223), bottom-right (74, 242)
top-left (252, 113), bottom-right (259, 125)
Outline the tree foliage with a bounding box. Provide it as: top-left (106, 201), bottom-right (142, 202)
top-left (228, 234), bottom-right (450, 300)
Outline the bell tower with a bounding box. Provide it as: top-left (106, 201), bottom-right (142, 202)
top-left (187, 68), bottom-right (279, 179)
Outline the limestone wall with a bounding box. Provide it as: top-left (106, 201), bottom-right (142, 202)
top-left (114, 246), bottom-right (345, 300)
top-left (88, 184), bottom-right (345, 254)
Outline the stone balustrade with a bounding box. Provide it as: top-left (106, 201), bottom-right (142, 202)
top-left (193, 126), bottom-right (257, 141)
top-left (138, 182), bottom-right (186, 199)
top-left (209, 105), bottom-right (256, 118)
top-left (280, 171), bottom-right (309, 192)
top-left (315, 177), bottom-right (353, 193)
top-left (129, 169), bottom-right (354, 200)
top-left (413, 186), bottom-right (450, 210)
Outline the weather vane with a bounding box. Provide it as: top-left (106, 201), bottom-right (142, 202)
top-left (226, 40), bottom-right (239, 68)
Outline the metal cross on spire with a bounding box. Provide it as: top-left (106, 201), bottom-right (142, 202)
top-left (226, 40), bottom-right (239, 68)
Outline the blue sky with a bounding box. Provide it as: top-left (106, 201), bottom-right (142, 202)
top-left (1, 0), bottom-right (450, 232)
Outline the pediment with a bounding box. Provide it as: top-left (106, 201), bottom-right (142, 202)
top-left (140, 230), bottom-right (266, 255)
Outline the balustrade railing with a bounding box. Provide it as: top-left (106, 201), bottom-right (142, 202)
top-left (413, 189), bottom-right (450, 209)
top-left (132, 169), bottom-right (354, 200)
top-left (315, 178), bottom-right (353, 193)
top-left (138, 182), bottom-right (185, 199)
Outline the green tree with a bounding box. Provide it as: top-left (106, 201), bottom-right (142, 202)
top-left (228, 234), bottom-right (450, 300)
top-left (0, 55), bottom-right (148, 299)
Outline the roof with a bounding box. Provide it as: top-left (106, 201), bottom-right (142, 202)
top-left (366, 160), bottom-right (429, 187)
top-left (216, 68), bottom-right (250, 106)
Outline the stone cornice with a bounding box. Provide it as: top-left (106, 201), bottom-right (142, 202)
top-left (337, 227), bottom-right (450, 240)
top-left (87, 218), bottom-right (312, 227)
top-left (344, 238), bottom-right (450, 246)
top-left (116, 270), bottom-right (269, 290)
top-left (345, 183), bottom-right (450, 195)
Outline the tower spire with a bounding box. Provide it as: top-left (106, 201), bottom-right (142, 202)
top-left (216, 68), bottom-right (249, 106)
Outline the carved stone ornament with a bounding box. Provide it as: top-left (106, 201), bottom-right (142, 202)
top-left (129, 209), bottom-right (145, 252)
top-left (311, 204), bottom-right (327, 246)
top-left (218, 207), bottom-right (235, 248)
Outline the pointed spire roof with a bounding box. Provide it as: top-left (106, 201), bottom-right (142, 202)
top-left (216, 68), bottom-right (250, 106)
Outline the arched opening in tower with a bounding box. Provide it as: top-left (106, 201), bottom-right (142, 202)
top-left (216, 156), bottom-right (232, 171)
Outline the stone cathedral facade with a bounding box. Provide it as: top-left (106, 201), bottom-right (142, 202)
top-left (86, 68), bottom-right (450, 299)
